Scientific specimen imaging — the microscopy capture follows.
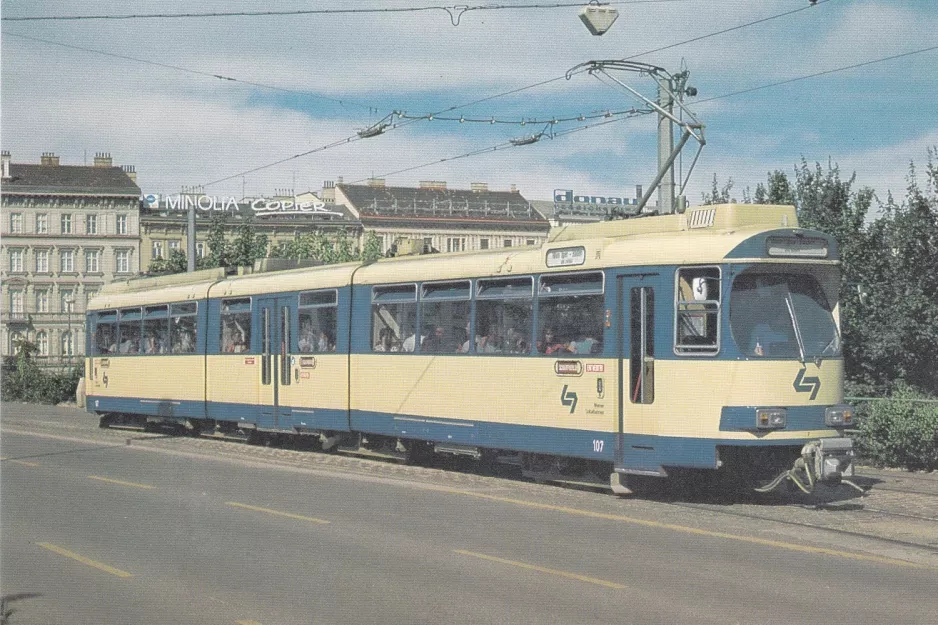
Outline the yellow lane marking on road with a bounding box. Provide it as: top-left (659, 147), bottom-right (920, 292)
top-left (0, 457), bottom-right (40, 466)
top-left (454, 549), bottom-right (627, 589)
top-left (226, 502), bottom-right (329, 525)
top-left (438, 488), bottom-right (934, 570)
top-left (37, 543), bottom-right (133, 578)
top-left (87, 475), bottom-right (156, 490)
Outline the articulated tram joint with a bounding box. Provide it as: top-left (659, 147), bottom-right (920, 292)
top-left (755, 437), bottom-right (863, 495)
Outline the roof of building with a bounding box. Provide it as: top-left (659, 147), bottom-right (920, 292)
top-left (2, 163), bottom-right (140, 196)
top-left (338, 184), bottom-right (548, 226)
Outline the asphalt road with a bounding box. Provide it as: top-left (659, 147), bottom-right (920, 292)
top-left (2, 403), bottom-right (937, 625)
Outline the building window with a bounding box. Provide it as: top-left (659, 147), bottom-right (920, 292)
top-left (61, 214), bottom-right (72, 234)
top-left (504, 239), bottom-right (513, 248)
top-left (60, 249), bottom-right (75, 273)
top-left (479, 238), bottom-right (490, 250)
top-left (36, 289), bottom-right (49, 313)
top-left (36, 331), bottom-right (49, 356)
top-left (10, 331), bottom-right (25, 355)
top-left (35, 249), bottom-right (49, 273)
top-left (86, 214), bottom-right (97, 235)
top-left (446, 237), bottom-right (466, 253)
top-left (36, 214), bottom-right (48, 234)
top-left (196, 242), bottom-right (205, 258)
top-left (526, 239), bottom-right (536, 246)
top-left (61, 331), bottom-right (74, 358)
top-left (117, 214), bottom-right (128, 235)
top-left (9, 248), bottom-right (24, 272)
top-left (61, 289), bottom-right (75, 313)
top-left (10, 290), bottom-right (25, 318)
top-left (10, 213), bottom-right (23, 233)
top-left (116, 249), bottom-right (131, 273)
top-left (152, 241), bottom-right (164, 260)
top-left (85, 249), bottom-right (100, 273)
top-left (169, 240), bottom-right (181, 252)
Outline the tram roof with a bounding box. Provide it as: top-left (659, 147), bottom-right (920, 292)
top-left (89, 203), bottom-right (830, 311)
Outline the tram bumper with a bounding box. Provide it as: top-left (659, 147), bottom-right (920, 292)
top-left (803, 437), bottom-right (855, 483)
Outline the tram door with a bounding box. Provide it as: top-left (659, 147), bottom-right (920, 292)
top-left (257, 296), bottom-right (294, 429)
top-left (616, 275), bottom-right (657, 470)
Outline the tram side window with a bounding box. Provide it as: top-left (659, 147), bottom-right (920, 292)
top-left (117, 308), bottom-right (142, 354)
top-left (171, 302), bottom-right (198, 353)
top-left (537, 272), bottom-right (605, 355)
top-left (143, 305), bottom-right (169, 354)
top-left (675, 267), bottom-right (721, 355)
top-left (372, 285), bottom-right (417, 352)
top-left (476, 277), bottom-right (533, 354)
top-left (420, 280), bottom-right (471, 353)
top-left (220, 298), bottom-right (251, 353)
top-left (298, 290), bottom-right (337, 353)
top-left (95, 311), bottom-right (117, 354)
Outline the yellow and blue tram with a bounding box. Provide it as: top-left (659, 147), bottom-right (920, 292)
top-left (86, 203), bottom-right (855, 493)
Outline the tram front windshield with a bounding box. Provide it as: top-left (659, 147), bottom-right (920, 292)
top-left (730, 271), bottom-right (841, 359)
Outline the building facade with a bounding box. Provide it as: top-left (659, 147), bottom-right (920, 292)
top-left (138, 190), bottom-right (362, 271)
top-left (329, 179), bottom-right (550, 253)
top-left (1, 151), bottom-right (141, 365)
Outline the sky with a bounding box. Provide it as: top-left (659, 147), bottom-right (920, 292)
top-left (2, 0), bottom-right (936, 209)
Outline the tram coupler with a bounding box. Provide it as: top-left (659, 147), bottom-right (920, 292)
top-left (756, 437), bottom-right (858, 494)
top-left (804, 437), bottom-right (855, 484)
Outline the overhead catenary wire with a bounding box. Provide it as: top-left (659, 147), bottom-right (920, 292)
top-left (1, 31), bottom-right (380, 113)
top-left (196, 41), bottom-right (938, 192)
top-left (3, 0), bottom-right (838, 126)
top-left (350, 43), bottom-right (938, 183)
top-left (1, 0), bottom-right (694, 23)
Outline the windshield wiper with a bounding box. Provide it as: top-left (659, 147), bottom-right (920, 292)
top-left (785, 295), bottom-right (806, 365)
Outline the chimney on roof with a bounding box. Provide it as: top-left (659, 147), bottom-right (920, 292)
top-left (121, 164), bottom-right (137, 183)
top-left (93, 152), bottom-right (112, 168)
top-left (336, 176), bottom-right (344, 185)
top-left (471, 182), bottom-right (488, 193)
top-left (367, 178), bottom-right (385, 188)
top-left (1, 151), bottom-right (10, 179)
top-left (419, 180), bottom-right (447, 190)
top-left (40, 152), bottom-right (60, 166)
top-left (510, 184), bottom-right (517, 193)
top-left (321, 181), bottom-right (336, 204)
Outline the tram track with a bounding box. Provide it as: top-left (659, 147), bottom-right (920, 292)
top-left (10, 413), bottom-right (938, 555)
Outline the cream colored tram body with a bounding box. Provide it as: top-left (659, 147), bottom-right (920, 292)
top-left (87, 204), bottom-right (855, 490)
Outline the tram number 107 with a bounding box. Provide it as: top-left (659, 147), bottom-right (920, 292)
top-left (592, 439), bottom-right (605, 453)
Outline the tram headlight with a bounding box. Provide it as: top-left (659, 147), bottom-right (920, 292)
top-left (825, 405), bottom-right (854, 427)
top-left (755, 408), bottom-right (786, 429)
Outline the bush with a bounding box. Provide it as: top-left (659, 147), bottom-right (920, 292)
top-left (856, 383), bottom-right (938, 471)
top-left (0, 351), bottom-right (82, 405)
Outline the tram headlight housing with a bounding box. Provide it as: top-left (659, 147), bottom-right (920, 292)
top-left (825, 405), bottom-right (854, 427)
top-left (755, 408), bottom-right (786, 429)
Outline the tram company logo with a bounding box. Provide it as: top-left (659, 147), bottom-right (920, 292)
top-left (793, 368), bottom-right (821, 401)
top-left (560, 385), bottom-right (578, 413)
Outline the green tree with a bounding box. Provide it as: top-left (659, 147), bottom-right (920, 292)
top-left (148, 249), bottom-right (188, 274)
top-left (230, 216), bottom-right (258, 267)
top-left (754, 170), bottom-right (797, 205)
top-left (360, 230), bottom-right (383, 263)
top-left (204, 212), bottom-right (231, 268)
top-left (701, 174), bottom-right (733, 205)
